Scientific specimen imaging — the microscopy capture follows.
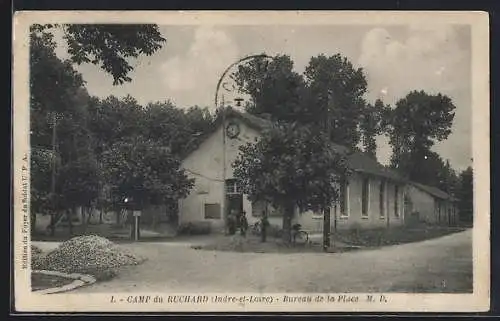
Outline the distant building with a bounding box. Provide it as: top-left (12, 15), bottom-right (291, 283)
top-left (405, 182), bottom-right (459, 226)
top-left (178, 108), bottom-right (407, 234)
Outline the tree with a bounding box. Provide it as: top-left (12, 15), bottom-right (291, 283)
top-left (457, 166), bottom-right (473, 224)
top-left (30, 28), bottom-right (91, 235)
top-left (100, 137), bottom-right (195, 211)
top-left (30, 28), bottom-right (86, 148)
top-left (30, 148), bottom-right (60, 231)
top-left (232, 54), bottom-right (308, 122)
top-left (232, 123), bottom-right (351, 243)
top-left (388, 90), bottom-right (456, 180)
top-left (31, 24), bottom-right (166, 85)
top-left (56, 155), bottom-right (100, 234)
top-left (87, 95), bottom-right (146, 156)
top-left (303, 54), bottom-right (368, 149)
top-left (141, 102), bottom-right (215, 158)
top-left (360, 99), bottom-right (391, 159)
top-left (29, 23), bottom-right (167, 235)
top-left (184, 106), bottom-right (216, 138)
top-left (436, 159), bottom-right (459, 195)
top-left (232, 54), bottom-right (369, 149)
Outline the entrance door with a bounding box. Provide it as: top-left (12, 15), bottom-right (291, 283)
top-left (227, 194), bottom-right (243, 225)
top-left (225, 179), bottom-right (243, 229)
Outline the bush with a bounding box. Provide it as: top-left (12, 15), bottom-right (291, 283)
top-left (177, 221), bottom-right (212, 235)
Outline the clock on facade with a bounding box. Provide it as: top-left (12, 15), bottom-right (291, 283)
top-left (226, 122), bottom-right (241, 139)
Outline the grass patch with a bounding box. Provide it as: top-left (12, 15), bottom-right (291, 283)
top-left (194, 235), bottom-right (359, 254)
top-left (195, 226), bottom-right (467, 254)
top-left (332, 225), bottom-right (466, 248)
top-left (31, 272), bottom-right (75, 292)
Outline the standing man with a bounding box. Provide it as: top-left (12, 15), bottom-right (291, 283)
top-left (228, 209), bottom-right (237, 235)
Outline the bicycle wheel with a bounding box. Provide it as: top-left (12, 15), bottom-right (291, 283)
top-left (293, 231), bottom-right (309, 246)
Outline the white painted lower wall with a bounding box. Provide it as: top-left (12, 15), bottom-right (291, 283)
top-left (178, 171), bottom-right (406, 234)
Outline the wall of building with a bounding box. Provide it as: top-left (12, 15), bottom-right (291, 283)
top-left (435, 198), bottom-right (459, 226)
top-left (178, 118), bottom-right (406, 234)
top-left (331, 173), bottom-right (404, 231)
top-left (244, 173), bottom-right (405, 234)
top-left (179, 119), bottom-right (260, 232)
top-left (406, 185), bottom-right (459, 226)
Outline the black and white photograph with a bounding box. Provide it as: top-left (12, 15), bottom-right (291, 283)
top-left (12, 11), bottom-right (489, 312)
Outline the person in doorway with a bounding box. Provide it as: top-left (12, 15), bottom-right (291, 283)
top-left (239, 211), bottom-right (249, 237)
top-left (227, 209), bottom-right (237, 235)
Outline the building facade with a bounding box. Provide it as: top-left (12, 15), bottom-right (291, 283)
top-left (405, 182), bottom-right (459, 226)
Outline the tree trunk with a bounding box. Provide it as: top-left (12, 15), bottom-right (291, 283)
top-left (86, 207), bottom-right (93, 224)
top-left (67, 208), bottom-right (74, 236)
top-left (282, 202), bottom-right (293, 244)
top-left (99, 209), bottom-right (103, 224)
top-left (49, 212), bottom-right (56, 236)
top-left (116, 207), bottom-right (121, 225)
top-left (323, 207), bottom-right (331, 251)
top-left (152, 209), bottom-right (158, 230)
top-left (31, 211), bottom-right (37, 234)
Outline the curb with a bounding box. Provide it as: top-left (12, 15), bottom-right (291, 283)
top-left (31, 270), bottom-right (97, 295)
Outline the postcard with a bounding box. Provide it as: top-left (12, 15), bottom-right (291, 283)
top-left (12, 10), bottom-right (490, 313)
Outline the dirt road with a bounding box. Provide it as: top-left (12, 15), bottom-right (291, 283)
top-left (74, 229), bottom-right (473, 293)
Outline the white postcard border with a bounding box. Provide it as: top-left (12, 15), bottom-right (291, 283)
top-left (12, 10), bottom-right (490, 313)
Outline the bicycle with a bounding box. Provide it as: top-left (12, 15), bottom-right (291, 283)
top-left (251, 221), bottom-right (262, 236)
top-left (292, 223), bottom-right (309, 246)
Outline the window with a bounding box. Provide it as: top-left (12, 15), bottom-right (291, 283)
top-left (204, 203), bottom-right (221, 219)
top-left (252, 200), bottom-right (282, 217)
top-left (252, 200), bottom-right (267, 217)
top-left (268, 204), bottom-right (283, 217)
top-left (361, 177), bottom-right (370, 217)
top-left (225, 179), bottom-right (241, 195)
top-left (394, 185), bottom-right (400, 218)
top-left (340, 180), bottom-right (350, 217)
top-left (379, 180), bottom-right (385, 218)
top-left (437, 200), bottom-right (441, 223)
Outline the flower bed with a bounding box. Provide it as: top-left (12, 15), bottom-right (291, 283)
top-left (31, 272), bottom-right (75, 292)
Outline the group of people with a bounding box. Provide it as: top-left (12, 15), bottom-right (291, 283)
top-left (226, 209), bottom-right (249, 236)
top-left (226, 208), bottom-right (271, 242)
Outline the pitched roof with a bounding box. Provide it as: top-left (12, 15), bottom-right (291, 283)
top-left (411, 182), bottom-right (455, 201)
top-left (183, 108), bottom-right (405, 182)
top-left (345, 149), bottom-right (406, 182)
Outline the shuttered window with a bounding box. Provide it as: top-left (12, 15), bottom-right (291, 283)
top-left (204, 203), bottom-right (221, 219)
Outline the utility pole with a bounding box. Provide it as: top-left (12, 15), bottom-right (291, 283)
top-left (49, 112), bottom-right (57, 236)
top-left (221, 95), bottom-right (227, 234)
top-left (214, 54), bottom-right (274, 235)
top-left (323, 92), bottom-right (332, 251)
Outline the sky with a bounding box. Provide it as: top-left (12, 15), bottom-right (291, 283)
top-left (54, 24), bottom-right (472, 172)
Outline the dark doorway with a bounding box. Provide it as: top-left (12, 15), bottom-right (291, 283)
top-left (227, 194), bottom-right (243, 218)
top-left (225, 179), bottom-right (243, 231)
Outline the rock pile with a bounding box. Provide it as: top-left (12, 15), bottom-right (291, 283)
top-left (31, 245), bottom-right (46, 268)
top-left (32, 235), bottom-right (146, 280)
top-left (31, 245), bottom-right (43, 256)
